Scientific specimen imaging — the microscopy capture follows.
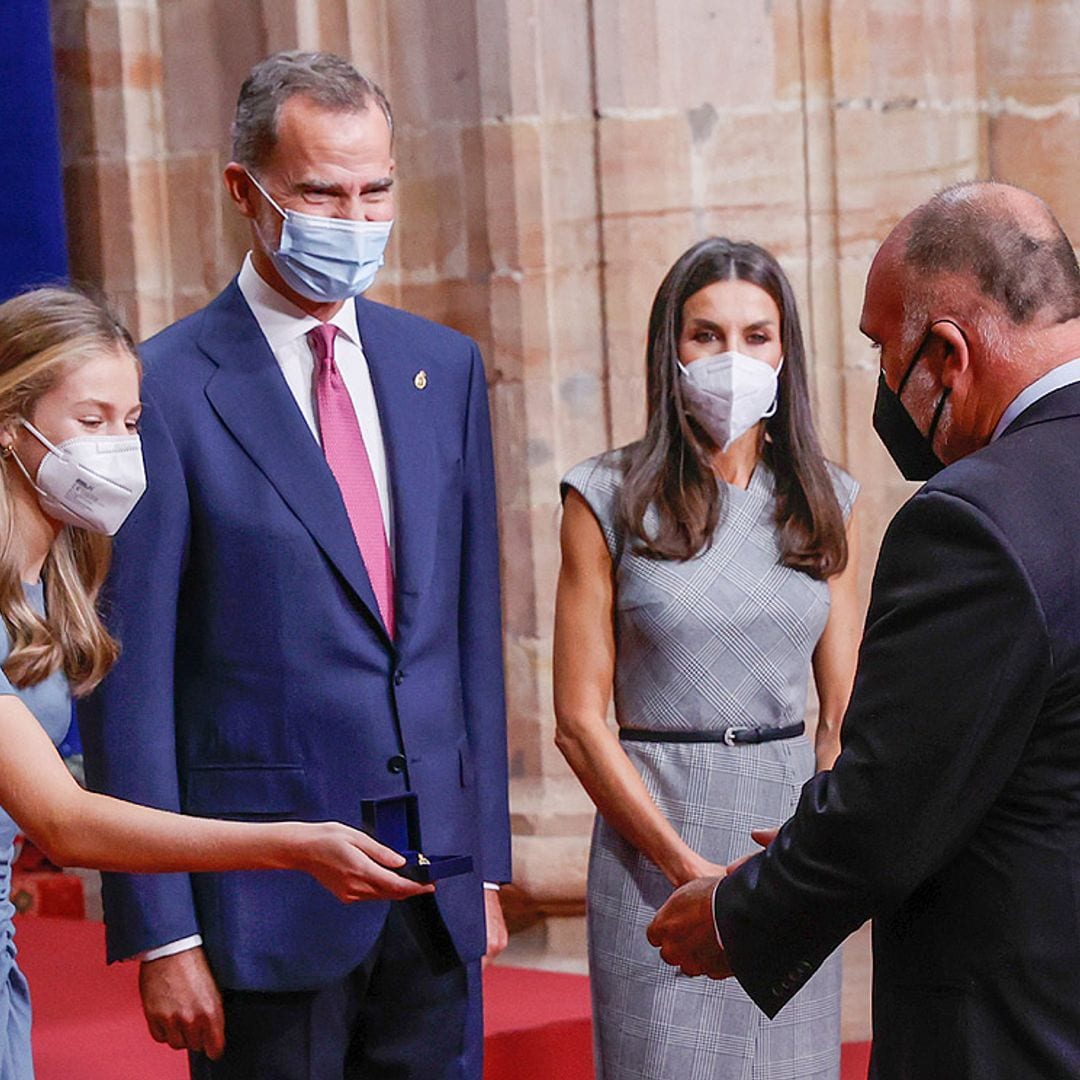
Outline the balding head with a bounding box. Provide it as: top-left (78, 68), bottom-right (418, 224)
top-left (902, 182), bottom-right (1080, 326)
top-left (862, 182), bottom-right (1080, 465)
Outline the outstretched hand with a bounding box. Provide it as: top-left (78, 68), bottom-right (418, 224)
top-left (299, 822), bottom-right (436, 902)
top-left (646, 875), bottom-right (732, 980)
top-left (725, 826), bottom-right (779, 876)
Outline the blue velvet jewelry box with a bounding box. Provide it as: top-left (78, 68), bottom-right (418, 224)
top-left (360, 793), bottom-right (473, 883)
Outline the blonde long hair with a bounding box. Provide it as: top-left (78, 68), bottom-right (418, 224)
top-left (0, 287), bottom-right (137, 696)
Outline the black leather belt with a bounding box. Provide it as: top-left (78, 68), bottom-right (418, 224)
top-left (619, 722), bottom-right (804, 747)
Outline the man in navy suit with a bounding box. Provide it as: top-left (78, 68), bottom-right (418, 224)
top-left (79, 51), bottom-right (510, 1079)
top-left (647, 181), bottom-right (1080, 1078)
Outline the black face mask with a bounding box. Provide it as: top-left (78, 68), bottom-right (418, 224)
top-left (872, 329), bottom-right (951, 481)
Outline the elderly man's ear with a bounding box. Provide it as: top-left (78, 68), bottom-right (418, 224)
top-left (928, 318), bottom-right (971, 390)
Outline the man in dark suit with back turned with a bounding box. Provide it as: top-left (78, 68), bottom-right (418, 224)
top-left (647, 181), bottom-right (1080, 1079)
top-left (79, 51), bottom-right (510, 1079)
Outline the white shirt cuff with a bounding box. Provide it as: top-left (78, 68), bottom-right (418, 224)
top-left (135, 889), bottom-right (503, 956)
top-left (137, 934), bottom-right (203, 963)
top-left (711, 877), bottom-right (724, 950)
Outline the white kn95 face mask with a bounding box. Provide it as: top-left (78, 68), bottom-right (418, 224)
top-left (678, 351), bottom-right (783, 450)
top-left (11, 421), bottom-right (146, 535)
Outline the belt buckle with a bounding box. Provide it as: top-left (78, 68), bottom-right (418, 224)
top-left (723, 728), bottom-right (739, 746)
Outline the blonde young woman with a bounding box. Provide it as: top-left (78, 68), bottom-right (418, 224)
top-left (0, 287), bottom-right (432, 1077)
top-left (555, 239), bottom-right (861, 1079)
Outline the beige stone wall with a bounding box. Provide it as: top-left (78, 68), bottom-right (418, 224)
top-left (51, 0), bottom-right (1080, 965)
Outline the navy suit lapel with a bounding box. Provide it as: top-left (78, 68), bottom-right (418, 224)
top-left (197, 283), bottom-right (391, 645)
top-left (356, 296), bottom-right (438, 648)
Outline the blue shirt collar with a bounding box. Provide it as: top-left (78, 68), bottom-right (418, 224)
top-left (991, 356), bottom-right (1080, 441)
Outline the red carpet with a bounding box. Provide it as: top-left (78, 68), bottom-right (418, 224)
top-left (17, 917), bottom-right (871, 1078)
top-left (18, 917), bottom-right (186, 1080)
top-left (483, 965), bottom-right (594, 1080)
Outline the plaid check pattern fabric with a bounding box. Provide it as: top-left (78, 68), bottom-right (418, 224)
top-left (309, 323), bottom-right (395, 637)
top-left (561, 453), bottom-right (858, 1080)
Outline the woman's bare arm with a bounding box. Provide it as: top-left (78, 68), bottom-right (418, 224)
top-left (554, 491), bottom-right (723, 887)
top-left (811, 504), bottom-right (863, 770)
top-left (0, 694), bottom-right (431, 903)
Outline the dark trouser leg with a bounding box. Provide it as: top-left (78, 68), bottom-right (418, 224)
top-left (189, 897), bottom-right (478, 1080)
top-left (345, 898), bottom-right (476, 1080)
top-left (187, 978), bottom-right (360, 1080)
top-left (458, 956), bottom-right (485, 1079)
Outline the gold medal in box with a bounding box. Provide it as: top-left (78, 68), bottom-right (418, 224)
top-left (360, 793), bottom-right (473, 883)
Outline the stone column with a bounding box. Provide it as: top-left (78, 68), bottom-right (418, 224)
top-left (51, 0), bottom-right (174, 334)
top-left (468, 0), bottom-right (606, 953)
top-left (825, 0), bottom-right (983, 583)
top-left (979, 0), bottom-right (1080, 242)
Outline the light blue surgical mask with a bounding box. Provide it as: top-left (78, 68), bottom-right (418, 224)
top-left (247, 171), bottom-right (393, 303)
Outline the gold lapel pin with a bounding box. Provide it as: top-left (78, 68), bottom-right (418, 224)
top-left (414, 370), bottom-right (428, 390)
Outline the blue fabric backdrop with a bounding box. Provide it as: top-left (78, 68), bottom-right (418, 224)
top-left (0, 2), bottom-right (77, 752)
top-left (0, 0), bottom-right (70, 303)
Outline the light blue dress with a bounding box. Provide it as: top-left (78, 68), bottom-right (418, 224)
top-left (0, 583), bottom-right (72, 1079)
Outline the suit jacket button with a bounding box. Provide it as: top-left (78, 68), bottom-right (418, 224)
top-left (387, 754), bottom-right (406, 774)
top-left (394, 670), bottom-right (405, 686)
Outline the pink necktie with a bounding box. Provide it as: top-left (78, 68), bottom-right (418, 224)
top-left (309, 324), bottom-right (395, 637)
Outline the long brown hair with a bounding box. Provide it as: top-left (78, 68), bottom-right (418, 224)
top-left (0, 287), bottom-right (136, 695)
top-left (618, 237), bottom-right (848, 579)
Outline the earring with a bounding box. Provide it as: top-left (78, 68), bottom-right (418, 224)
top-left (0, 445), bottom-right (12, 459)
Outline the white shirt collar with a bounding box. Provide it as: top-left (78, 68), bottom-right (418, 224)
top-left (236, 253), bottom-right (361, 352)
top-left (991, 355), bottom-right (1080, 441)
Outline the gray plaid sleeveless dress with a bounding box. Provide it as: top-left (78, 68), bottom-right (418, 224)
top-left (561, 452), bottom-right (858, 1080)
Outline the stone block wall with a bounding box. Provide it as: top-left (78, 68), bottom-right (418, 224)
top-left (49, 0), bottom-right (1079, 965)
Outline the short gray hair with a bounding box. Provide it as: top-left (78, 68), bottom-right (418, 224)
top-left (231, 51), bottom-right (393, 170)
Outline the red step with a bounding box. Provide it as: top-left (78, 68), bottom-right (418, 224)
top-left (15, 917), bottom-right (870, 1078)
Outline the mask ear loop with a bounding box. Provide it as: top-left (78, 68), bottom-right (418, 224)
top-left (673, 362), bottom-right (689, 499)
top-left (5, 446), bottom-right (45, 497)
top-left (920, 318), bottom-right (965, 449)
top-left (926, 387), bottom-right (952, 447)
top-left (762, 357), bottom-right (784, 420)
top-left (4, 422), bottom-right (62, 497)
top-left (896, 327), bottom-right (936, 398)
top-left (901, 322), bottom-right (956, 447)
top-left (245, 171), bottom-right (288, 220)
top-left (245, 171), bottom-right (290, 260)
top-left (21, 421), bottom-right (62, 456)
top-left (670, 347), bottom-right (696, 500)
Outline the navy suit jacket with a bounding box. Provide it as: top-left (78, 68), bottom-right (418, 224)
top-left (714, 381), bottom-right (1080, 1079)
top-left (79, 282), bottom-right (511, 991)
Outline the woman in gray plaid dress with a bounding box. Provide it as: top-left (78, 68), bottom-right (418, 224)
top-left (555, 239), bottom-right (861, 1080)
